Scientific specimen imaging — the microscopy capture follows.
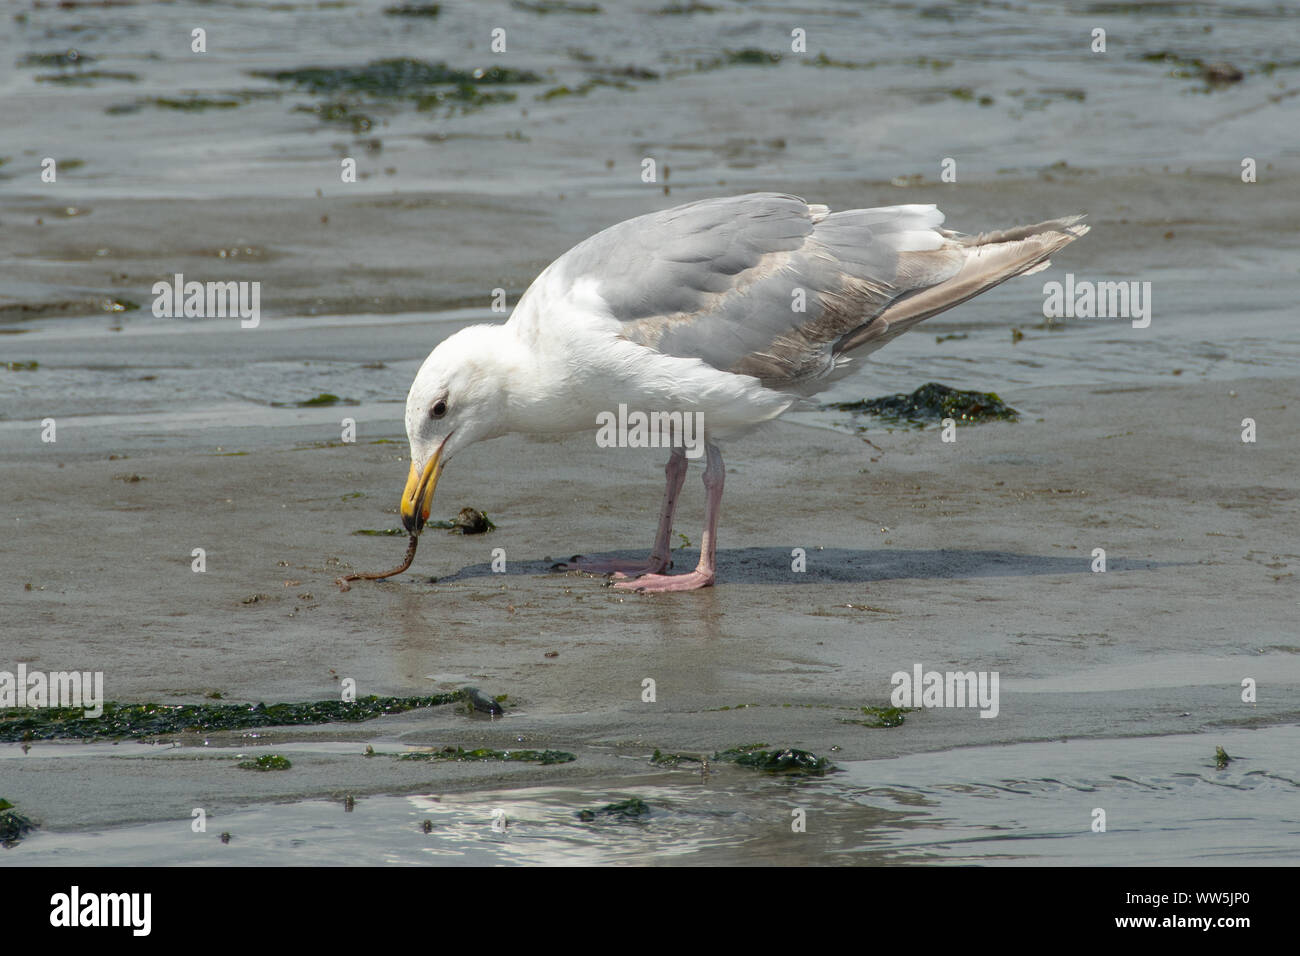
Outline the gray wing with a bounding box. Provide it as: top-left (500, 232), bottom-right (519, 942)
top-left (541, 192), bottom-right (1087, 392)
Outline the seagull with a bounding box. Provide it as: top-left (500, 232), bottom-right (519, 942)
top-left (401, 193), bottom-right (1087, 592)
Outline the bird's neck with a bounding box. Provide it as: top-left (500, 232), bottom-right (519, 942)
top-left (489, 323), bottom-right (572, 435)
top-left (496, 313), bottom-right (625, 436)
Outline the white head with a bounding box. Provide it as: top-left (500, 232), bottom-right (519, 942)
top-left (400, 325), bottom-right (512, 533)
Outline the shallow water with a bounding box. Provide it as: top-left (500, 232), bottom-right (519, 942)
top-left (6, 726), bottom-right (1297, 865)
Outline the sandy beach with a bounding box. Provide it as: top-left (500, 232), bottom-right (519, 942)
top-left (2, 0), bottom-right (1298, 865)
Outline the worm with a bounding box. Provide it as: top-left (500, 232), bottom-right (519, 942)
top-left (335, 534), bottom-right (419, 591)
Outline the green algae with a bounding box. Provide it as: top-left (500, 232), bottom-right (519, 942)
top-left (514, 0), bottom-right (601, 12)
top-left (654, 742), bottom-right (832, 775)
top-left (256, 58), bottom-right (536, 123)
top-left (105, 95), bottom-right (245, 115)
top-left (1141, 51), bottom-right (1243, 86)
top-left (397, 746), bottom-right (575, 765)
top-left (803, 53), bottom-right (876, 70)
top-left (413, 85), bottom-right (517, 114)
top-left (352, 528), bottom-right (407, 536)
top-left (37, 70), bottom-right (138, 84)
top-left (0, 693), bottom-right (465, 742)
top-left (298, 392), bottom-right (345, 406)
top-left (383, 2), bottom-right (440, 14)
top-left (841, 706), bottom-right (912, 728)
top-left (576, 797), bottom-right (651, 822)
top-left (536, 77), bottom-right (631, 100)
top-left (827, 382), bottom-right (1019, 428)
top-left (251, 58), bottom-right (541, 95)
top-left (694, 48), bottom-right (782, 72)
top-left (726, 48), bottom-right (781, 65)
top-left (274, 392), bottom-right (360, 408)
top-left (650, 748), bottom-right (703, 767)
top-left (1215, 746), bottom-right (1232, 769)
top-left (238, 754), bottom-right (292, 771)
top-left (149, 96), bottom-right (244, 110)
top-left (293, 100), bottom-right (377, 132)
top-left (0, 798), bottom-right (37, 848)
top-left (3, 361), bottom-right (39, 371)
top-left (715, 745), bottom-right (832, 775)
top-left (20, 51), bottom-right (98, 68)
top-left (1141, 50), bottom-right (1207, 78)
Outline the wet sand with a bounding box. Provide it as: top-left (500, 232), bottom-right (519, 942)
top-left (3, 364), bottom-right (1297, 843)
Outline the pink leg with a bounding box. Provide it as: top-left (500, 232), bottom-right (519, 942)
top-left (614, 442), bottom-right (723, 593)
top-left (556, 448), bottom-right (688, 576)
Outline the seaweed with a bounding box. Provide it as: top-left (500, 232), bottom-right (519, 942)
top-left (803, 53), bottom-right (876, 70)
top-left (148, 97), bottom-right (243, 111)
top-left (654, 743), bottom-right (832, 774)
top-left (650, 748), bottom-right (703, 767)
top-left (0, 693), bottom-right (466, 742)
top-left (272, 392), bottom-right (360, 407)
top-left (726, 48), bottom-right (781, 65)
top-left (827, 382), bottom-right (1019, 428)
top-left (0, 798), bottom-right (37, 848)
top-left (576, 797), bottom-right (651, 822)
top-left (293, 101), bottom-right (377, 132)
top-left (695, 48), bottom-right (782, 72)
top-left (426, 507), bottom-right (496, 535)
top-left (20, 51), bottom-right (98, 68)
top-left (1141, 51), bottom-right (1243, 86)
top-left (238, 754), bottom-right (292, 771)
top-left (251, 58), bottom-right (540, 96)
top-left (36, 70), bottom-right (138, 85)
top-left (513, 0), bottom-right (601, 12)
top-left (840, 706), bottom-right (912, 728)
top-left (535, 77), bottom-right (632, 101)
top-left (413, 85), bottom-right (516, 113)
top-left (397, 746), bottom-right (574, 765)
top-left (714, 745), bottom-right (832, 774)
top-left (383, 3), bottom-right (440, 14)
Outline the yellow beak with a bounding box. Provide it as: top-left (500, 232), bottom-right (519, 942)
top-left (400, 446), bottom-right (443, 534)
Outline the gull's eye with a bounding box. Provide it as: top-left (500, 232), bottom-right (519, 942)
top-left (431, 400), bottom-right (447, 419)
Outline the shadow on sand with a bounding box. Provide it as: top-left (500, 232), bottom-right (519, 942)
top-left (426, 547), bottom-right (1168, 586)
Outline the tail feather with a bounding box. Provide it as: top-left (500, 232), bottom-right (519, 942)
top-left (834, 216), bottom-right (1088, 357)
